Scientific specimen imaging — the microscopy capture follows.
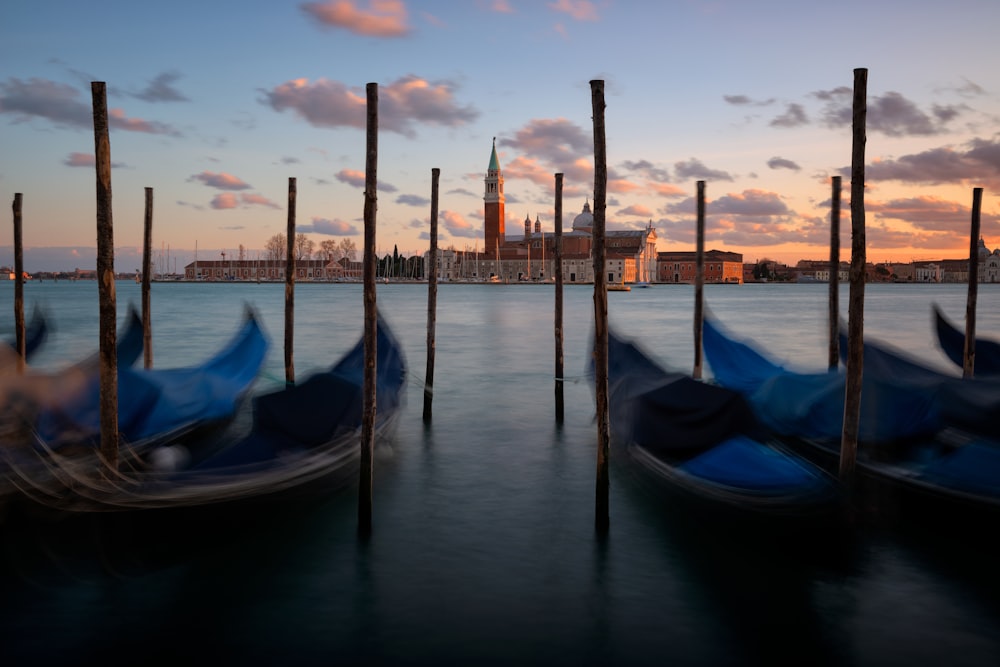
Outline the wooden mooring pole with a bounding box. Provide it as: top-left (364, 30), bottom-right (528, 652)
top-left (963, 187), bottom-right (983, 379)
top-left (828, 176), bottom-right (841, 371)
top-left (92, 81), bottom-right (120, 472)
top-left (693, 180), bottom-right (706, 379)
top-left (554, 172), bottom-right (565, 424)
top-left (359, 82), bottom-right (379, 536)
top-left (12, 193), bottom-right (25, 374)
top-left (142, 186), bottom-right (153, 369)
top-left (590, 79), bottom-right (610, 533)
top-left (423, 167), bottom-right (440, 423)
top-left (839, 68), bottom-right (867, 485)
top-left (285, 177), bottom-right (296, 386)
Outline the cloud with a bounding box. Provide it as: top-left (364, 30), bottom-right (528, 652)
top-left (62, 152), bottom-right (127, 169)
top-left (261, 75), bottom-right (478, 138)
top-left (210, 193), bottom-right (280, 210)
top-left (301, 0), bottom-right (410, 37)
top-left (674, 158), bottom-right (734, 182)
top-left (813, 87), bottom-right (963, 137)
top-left (335, 168), bottom-right (397, 191)
top-left (767, 156), bottom-right (801, 171)
top-left (858, 138), bottom-right (1000, 188)
top-left (618, 204), bottom-right (654, 217)
top-left (620, 159), bottom-right (670, 182)
top-left (190, 172), bottom-right (252, 190)
top-left (723, 95), bottom-right (775, 106)
top-left (298, 217), bottom-right (359, 235)
top-left (491, 0), bottom-right (514, 13)
top-left (769, 103), bottom-right (808, 128)
top-left (397, 194), bottom-right (429, 206)
top-left (0, 77), bottom-right (181, 135)
top-left (548, 0), bottom-right (599, 21)
top-left (132, 71), bottom-right (189, 103)
top-left (867, 195), bottom-right (998, 233)
top-left (500, 118), bottom-right (591, 164)
top-left (441, 209), bottom-right (478, 238)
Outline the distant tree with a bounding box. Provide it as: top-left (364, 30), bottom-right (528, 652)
top-left (264, 233), bottom-right (285, 262)
top-left (337, 238), bottom-right (357, 262)
top-left (294, 233), bottom-right (315, 261)
top-left (319, 239), bottom-right (338, 261)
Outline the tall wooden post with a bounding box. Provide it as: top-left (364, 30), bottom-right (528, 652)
top-left (963, 187), bottom-right (983, 379)
top-left (12, 193), bottom-right (25, 375)
top-left (423, 167), bottom-right (440, 423)
top-left (92, 81), bottom-right (119, 472)
top-left (828, 176), bottom-right (841, 371)
top-left (554, 173), bottom-right (565, 424)
top-left (142, 186), bottom-right (153, 369)
top-left (591, 80), bottom-right (610, 533)
top-left (693, 180), bottom-right (706, 379)
top-left (285, 177), bottom-right (296, 386)
top-left (839, 68), bottom-right (867, 484)
top-left (359, 83), bottom-right (379, 536)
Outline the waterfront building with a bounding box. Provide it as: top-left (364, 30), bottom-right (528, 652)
top-left (424, 140), bottom-right (657, 283)
top-left (657, 250), bottom-right (744, 284)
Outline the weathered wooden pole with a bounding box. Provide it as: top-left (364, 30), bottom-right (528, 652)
top-left (828, 176), bottom-right (841, 371)
top-left (423, 167), bottom-right (440, 423)
top-left (359, 82), bottom-right (379, 536)
top-left (693, 180), bottom-right (706, 379)
top-left (141, 186), bottom-right (153, 369)
top-left (554, 172), bottom-right (565, 424)
top-left (963, 187), bottom-right (983, 379)
top-left (591, 79), bottom-right (610, 533)
top-left (285, 177), bottom-right (296, 386)
top-left (92, 81), bottom-right (119, 471)
top-left (839, 68), bottom-right (867, 484)
top-left (12, 193), bottom-right (25, 375)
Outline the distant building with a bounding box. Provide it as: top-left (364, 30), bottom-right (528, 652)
top-left (656, 250), bottom-right (743, 284)
top-left (424, 140), bottom-right (657, 283)
top-left (184, 258), bottom-right (347, 281)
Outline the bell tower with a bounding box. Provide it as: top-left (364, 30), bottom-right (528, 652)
top-left (484, 138), bottom-right (505, 257)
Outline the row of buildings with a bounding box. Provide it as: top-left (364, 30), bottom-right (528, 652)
top-left (179, 140), bottom-right (998, 285)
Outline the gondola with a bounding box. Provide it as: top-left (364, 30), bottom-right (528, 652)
top-left (7, 313), bottom-right (405, 516)
top-left (702, 313), bottom-right (1000, 520)
top-left (603, 328), bottom-right (839, 521)
top-left (933, 304), bottom-right (1000, 378)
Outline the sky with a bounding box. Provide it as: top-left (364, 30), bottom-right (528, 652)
top-left (2, 0), bottom-right (999, 273)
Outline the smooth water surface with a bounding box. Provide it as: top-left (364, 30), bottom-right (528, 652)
top-left (1, 280), bottom-right (999, 666)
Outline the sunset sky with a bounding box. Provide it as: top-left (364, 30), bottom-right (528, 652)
top-left (2, 0), bottom-right (999, 272)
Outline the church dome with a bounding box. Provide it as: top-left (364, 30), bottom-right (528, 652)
top-left (572, 199), bottom-right (594, 231)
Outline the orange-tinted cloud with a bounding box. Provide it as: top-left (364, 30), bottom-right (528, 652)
top-left (301, 0), bottom-right (410, 37)
top-left (262, 75), bottom-right (476, 138)
top-left (549, 0), bottom-right (599, 21)
top-left (190, 172), bottom-right (252, 190)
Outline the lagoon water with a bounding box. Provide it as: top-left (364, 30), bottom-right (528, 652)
top-left (2, 280), bottom-right (999, 666)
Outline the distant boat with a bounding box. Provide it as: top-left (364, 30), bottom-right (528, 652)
top-left (607, 281), bottom-right (631, 292)
top-left (632, 281), bottom-right (651, 288)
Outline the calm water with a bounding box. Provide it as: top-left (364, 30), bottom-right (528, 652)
top-left (1, 280), bottom-right (999, 666)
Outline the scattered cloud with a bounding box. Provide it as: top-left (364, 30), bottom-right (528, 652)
top-left (62, 152), bottom-right (93, 167)
top-left (261, 75), bottom-right (478, 138)
top-left (298, 217), bottom-right (359, 235)
top-left (335, 168), bottom-right (397, 191)
top-left (441, 209), bottom-right (478, 238)
top-left (767, 156), bottom-right (801, 171)
top-left (190, 172), bottom-right (252, 190)
top-left (618, 204), bottom-right (653, 217)
top-left (0, 77), bottom-right (181, 135)
top-left (674, 158), bottom-right (734, 182)
top-left (723, 95), bottom-right (775, 106)
top-left (769, 103), bottom-right (808, 128)
top-left (132, 71), bottom-right (189, 103)
top-left (491, 0), bottom-right (514, 13)
top-left (813, 87), bottom-right (963, 137)
top-left (397, 194), bottom-right (429, 206)
top-left (301, 0), bottom-right (410, 37)
top-left (500, 118), bottom-right (590, 164)
top-left (210, 192), bottom-right (280, 210)
top-left (548, 0), bottom-right (599, 21)
top-left (853, 137), bottom-right (1000, 188)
